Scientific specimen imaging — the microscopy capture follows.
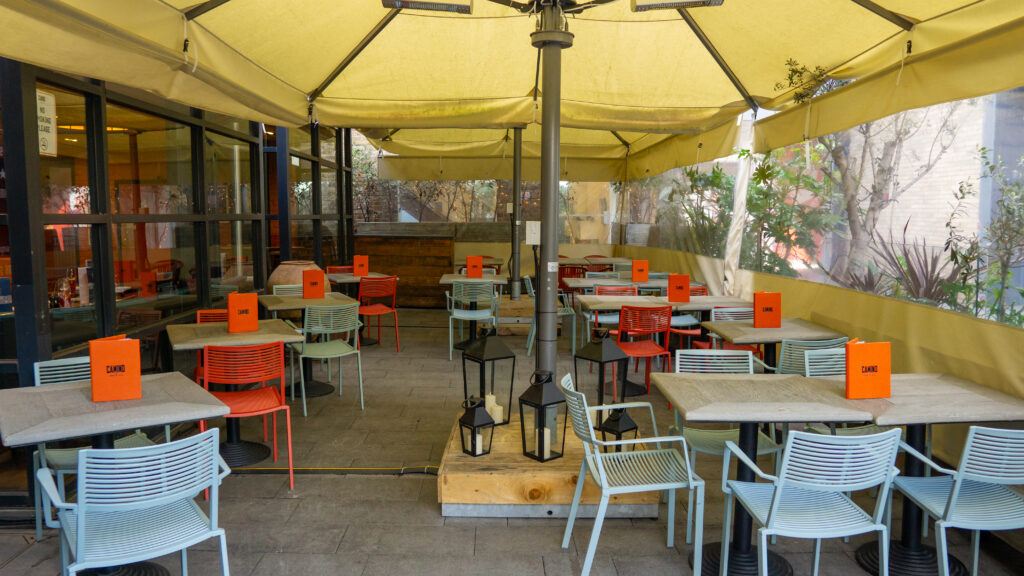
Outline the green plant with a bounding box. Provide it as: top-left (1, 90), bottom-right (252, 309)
top-left (978, 150), bottom-right (1024, 322)
top-left (872, 221), bottom-right (959, 304)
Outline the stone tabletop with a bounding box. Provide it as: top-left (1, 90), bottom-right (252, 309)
top-left (652, 373), bottom-right (874, 424)
top-left (0, 372), bottom-right (229, 448)
top-left (558, 258), bottom-right (590, 266)
top-left (326, 271), bottom-right (391, 285)
top-left (258, 291), bottom-right (357, 312)
top-left (701, 318), bottom-right (846, 345)
top-left (563, 277), bottom-right (668, 290)
top-left (166, 318), bottom-right (305, 351)
top-left (439, 273), bottom-right (509, 286)
top-left (577, 294), bottom-right (751, 313)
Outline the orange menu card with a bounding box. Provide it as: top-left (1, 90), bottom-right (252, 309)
top-left (227, 292), bottom-right (259, 333)
top-left (631, 260), bottom-right (648, 283)
top-left (89, 334), bottom-right (141, 402)
top-left (303, 269), bottom-right (326, 299)
top-left (753, 291), bottom-right (782, 328)
top-left (353, 255), bottom-right (369, 277)
top-left (667, 274), bottom-right (691, 303)
top-left (845, 339), bottom-right (892, 399)
top-left (466, 256), bottom-right (483, 278)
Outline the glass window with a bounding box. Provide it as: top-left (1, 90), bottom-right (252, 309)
top-left (322, 220), bottom-right (339, 266)
top-left (262, 124), bottom-right (276, 148)
top-left (321, 168), bottom-right (338, 214)
top-left (210, 221), bottom-right (254, 304)
top-left (39, 85), bottom-right (91, 214)
top-left (107, 103), bottom-right (192, 214)
top-left (0, 88), bottom-right (6, 214)
top-left (288, 125), bottom-right (312, 155)
top-left (268, 219), bottom-right (281, 270)
top-left (289, 156), bottom-right (313, 215)
top-left (290, 220), bottom-right (315, 261)
top-left (319, 127), bottom-right (337, 160)
top-left (0, 226), bottom-right (14, 360)
top-left (206, 132), bottom-right (252, 214)
top-left (45, 224), bottom-right (98, 351)
top-left (112, 222), bottom-right (197, 323)
top-left (205, 112), bottom-right (248, 134)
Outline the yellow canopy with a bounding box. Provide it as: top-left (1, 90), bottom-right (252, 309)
top-left (1, 0), bottom-right (1020, 178)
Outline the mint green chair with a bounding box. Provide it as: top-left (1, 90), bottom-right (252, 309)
top-left (524, 276), bottom-right (576, 355)
top-left (559, 373), bottom-right (704, 576)
top-left (447, 280), bottom-right (499, 361)
top-left (291, 303), bottom-right (364, 412)
top-left (37, 428), bottom-right (231, 576)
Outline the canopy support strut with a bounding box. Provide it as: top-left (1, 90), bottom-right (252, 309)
top-left (848, 0), bottom-right (915, 30)
top-left (510, 127), bottom-right (523, 300)
top-left (532, 4), bottom-right (573, 375)
top-left (677, 9), bottom-right (758, 114)
top-left (308, 8), bottom-right (402, 102)
top-left (184, 0), bottom-right (232, 20)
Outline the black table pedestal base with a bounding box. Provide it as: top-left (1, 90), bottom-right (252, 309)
top-left (855, 541), bottom-right (967, 576)
top-left (286, 379), bottom-right (335, 398)
top-left (220, 440), bottom-right (271, 468)
top-left (690, 542), bottom-right (792, 576)
top-left (619, 379), bottom-right (648, 398)
top-left (82, 561), bottom-right (170, 575)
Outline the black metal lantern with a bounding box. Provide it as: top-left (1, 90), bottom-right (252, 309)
top-left (574, 332), bottom-right (637, 448)
top-left (462, 335), bottom-right (516, 425)
top-left (519, 370), bottom-right (567, 462)
top-left (459, 397), bottom-right (495, 457)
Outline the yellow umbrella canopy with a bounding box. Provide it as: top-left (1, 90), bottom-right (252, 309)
top-left (0, 0), bottom-right (1021, 177)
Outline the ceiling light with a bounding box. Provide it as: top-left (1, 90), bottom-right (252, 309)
top-left (631, 0), bottom-right (723, 11)
top-left (382, 0), bottom-right (472, 14)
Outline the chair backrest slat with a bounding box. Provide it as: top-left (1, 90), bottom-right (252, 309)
top-left (804, 348), bottom-right (846, 377)
top-left (675, 349), bottom-right (753, 374)
top-left (34, 357), bottom-right (92, 387)
top-left (618, 306), bottom-right (671, 338)
top-left (272, 284), bottom-right (304, 296)
top-left (689, 286), bottom-right (709, 297)
top-left (777, 337), bottom-right (849, 375)
top-left (197, 309), bottom-right (229, 324)
top-left (359, 275), bottom-right (398, 303)
top-left (303, 304), bottom-right (360, 336)
top-left (452, 280), bottom-right (496, 306)
top-left (776, 429), bottom-right (901, 493)
top-left (585, 271), bottom-right (619, 279)
top-left (523, 276), bottom-right (535, 298)
top-left (710, 307), bottom-right (753, 322)
top-left (203, 341), bottom-right (284, 386)
top-left (326, 265), bottom-right (353, 274)
top-left (594, 285), bottom-right (638, 297)
top-left (957, 426), bottom-right (1024, 485)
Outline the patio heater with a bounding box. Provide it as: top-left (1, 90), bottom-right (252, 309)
top-left (459, 397), bottom-right (495, 456)
top-left (573, 332), bottom-right (637, 448)
top-left (461, 336), bottom-right (516, 425)
top-left (518, 370), bottom-right (567, 462)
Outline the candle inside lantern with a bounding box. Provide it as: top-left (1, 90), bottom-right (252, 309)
top-left (474, 432), bottom-right (484, 456)
top-left (484, 394), bottom-right (503, 423)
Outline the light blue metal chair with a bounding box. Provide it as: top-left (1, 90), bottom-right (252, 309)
top-left (803, 347), bottom-right (889, 437)
top-left (671, 349), bottom-right (782, 545)
top-left (892, 426), bottom-right (1024, 576)
top-left (524, 277), bottom-right (576, 355)
top-left (580, 285), bottom-right (637, 341)
top-left (612, 262), bottom-right (632, 272)
top-left (271, 283), bottom-right (304, 297)
top-left (37, 428), bottom-right (231, 576)
top-left (756, 337), bottom-right (849, 374)
top-left (31, 357), bottom-right (162, 542)
top-left (640, 272), bottom-right (669, 296)
top-left (447, 280), bottom-right (499, 360)
top-left (559, 373), bottom-right (704, 576)
top-left (721, 429), bottom-right (902, 576)
top-left (582, 271), bottom-right (618, 295)
top-left (290, 304), bottom-right (364, 413)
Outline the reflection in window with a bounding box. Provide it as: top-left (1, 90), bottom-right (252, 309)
top-left (289, 156), bottom-right (313, 215)
top-left (321, 169), bottom-right (338, 214)
top-left (322, 220), bottom-right (339, 266)
top-left (39, 85), bottom-right (91, 214)
top-left (210, 221), bottom-right (254, 303)
top-left (45, 224), bottom-right (98, 351)
top-left (107, 103), bottom-right (192, 215)
top-left (290, 220), bottom-right (315, 261)
top-left (206, 132), bottom-right (252, 214)
top-left (289, 125), bottom-right (312, 155)
top-left (112, 222), bottom-right (197, 324)
top-left (320, 128), bottom-right (337, 160)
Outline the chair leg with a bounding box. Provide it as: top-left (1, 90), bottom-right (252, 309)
top-left (181, 547), bottom-right (188, 576)
top-left (666, 489), bottom-right (676, 548)
top-left (284, 406), bottom-right (294, 490)
top-left (562, 461), bottom-right (587, 549)
top-left (879, 526), bottom-right (890, 576)
top-left (219, 533), bottom-right (231, 576)
top-left (759, 529), bottom-right (769, 576)
top-left (357, 353), bottom-right (365, 410)
top-left (970, 529), bottom-right (980, 576)
top-left (299, 356), bottom-right (308, 417)
top-left (812, 539), bottom-right (821, 576)
top-left (526, 319), bottom-right (536, 357)
top-left (32, 451), bottom-right (43, 542)
top-left (936, 523), bottom-right (950, 576)
top-left (393, 311), bottom-right (400, 352)
top-left (571, 315), bottom-right (576, 354)
top-left (721, 493), bottom-right (734, 576)
top-left (686, 479), bottom-right (695, 545)
top-left (449, 317), bottom-right (455, 361)
top-left (60, 533), bottom-right (70, 576)
top-left (581, 495), bottom-right (610, 576)
top-left (692, 482), bottom-right (704, 576)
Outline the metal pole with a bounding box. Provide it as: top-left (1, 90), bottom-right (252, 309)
top-left (532, 5), bottom-right (573, 375)
top-left (510, 127), bottom-right (522, 300)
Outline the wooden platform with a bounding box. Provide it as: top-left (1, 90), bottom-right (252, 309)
top-left (437, 416), bottom-right (659, 518)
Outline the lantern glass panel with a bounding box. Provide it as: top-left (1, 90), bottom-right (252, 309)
top-left (521, 404), bottom-right (561, 460)
top-left (460, 421), bottom-right (493, 456)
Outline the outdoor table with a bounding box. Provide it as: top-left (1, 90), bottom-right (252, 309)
top-left (325, 271), bottom-right (391, 285)
top-left (439, 274), bottom-right (509, 350)
top-left (562, 276), bottom-right (669, 292)
top-left (587, 256), bottom-right (631, 265)
top-left (840, 373), bottom-right (1024, 576)
top-left (577, 294), bottom-right (750, 314)
top-left (166, 318), bottom-right (303, 466)
top-left (0, 372), bottom-right (228, 576)
top-left (650, 372), bottom-right (875, 576)
top-left (558, 257), bottom-right (590, 266)
top-left (259, 292), bottom-right (359, 391)
top-left (701, 318), bottom-right (846, 367)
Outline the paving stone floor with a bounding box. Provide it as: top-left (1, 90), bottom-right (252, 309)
top-left (1, 309), bottom-right (1020, 575)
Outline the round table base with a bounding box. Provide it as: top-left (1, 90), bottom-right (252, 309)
top-left (619, 379), bottom-right (649, 398)
top-left (360, 337), bottom-right (379, 347)
top-left (690, 542), bottom-right (792, 576)
top-left (286, 379), bottom-right (335, 399)
top-left (855, 541), bottom-right (968, 576)
top-left (220, 440), bottom-right (271, 468)
top-left (82, 561), bottom-right (170, 576)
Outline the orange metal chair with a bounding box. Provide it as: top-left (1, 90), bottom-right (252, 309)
top-left (478, 255), bottom-right (502, 274)
top-left (199, 341), bottom-right (294, 489)
top-left (585, 254), bottom-right (613, 273)
top-left (693, 307), bottom-right (763, 358)
top-left (326, 265), bottom-right (353, 274)
top-left (558, 265), bottom-right (588, 306)
top-left (689, 285), bottom-right (709, 297)
top-left (668, 287), bottom-right (709, 348)
top-left (193, 309), bottom-right (229, 384)
top-left (616, 305), bottom-right (672, 393)
top-left (587, 285), bottom-right (638, 339)
top-left (358, 275), bottom-right (400, 351)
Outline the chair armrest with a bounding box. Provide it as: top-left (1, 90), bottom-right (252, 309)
top-left (284, 319), bottom-right (301, 334)
top-left (721, 441), bottom-right (777, 493)
top-left (36, 468), bottom-right (76, 511)
top-left (899, 441), bottom-right (956, 476)
top-left (587, 402), bottom-right (660, 436)
top-left (594, 435), bottom-right (685, 448)
top-left (218, 456), bottom-right (232, 480)
top-left (753, 357), bottom-right (776, 373)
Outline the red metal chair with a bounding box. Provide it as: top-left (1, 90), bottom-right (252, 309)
top-left (585, 254), bottom-right (613, 273)
top-left (478, 255), bottom-right (502, 274)
top-left (558, 265), bottom-right (588, 305)
top-left (588, 285), bottom-right (638, 339)
top-left (669, 286), bottom-right (711, 349)
top-left (326, 265), bottom-right (353, 274)
top-left (616, 305), bottom-right (672, 393)
top-left (358, 275), bottom-right (400, 351)
top-left (199, 341), bottom-right (294, 489)
top-left (193, 309), bottom-right (229, 384)
top-left (690, 285), bottom-right (709, 297)
top-left (693, 307), bottom-right (763, 358)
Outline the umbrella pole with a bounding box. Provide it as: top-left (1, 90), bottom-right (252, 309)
top-left (510, 127), bottom-right (522, 301)
top-left (531, 5), bottom-right (573, 375)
